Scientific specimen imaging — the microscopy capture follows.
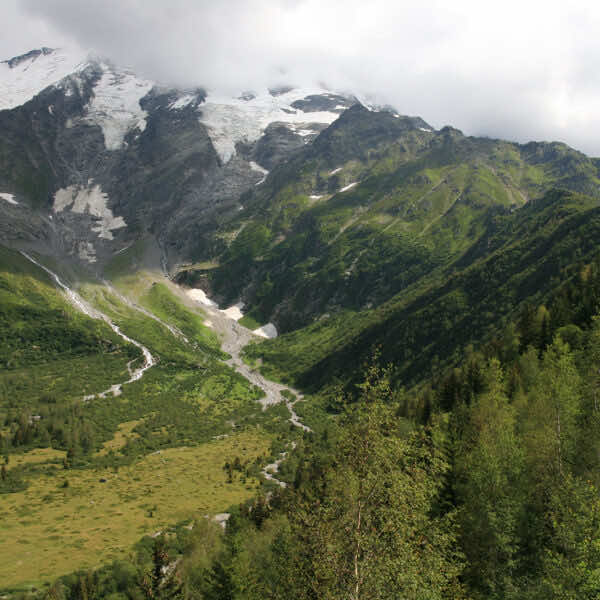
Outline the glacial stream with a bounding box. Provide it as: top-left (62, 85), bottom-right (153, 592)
top-left (184, 288), bottom-right (312, 487)
top-left (20, 251), bottom-right (156, 399)
top-left (20, 250), bottom-right (308, 486)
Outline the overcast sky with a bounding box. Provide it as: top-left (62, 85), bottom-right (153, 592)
top-left (4, 0), bottom-right (600, 155)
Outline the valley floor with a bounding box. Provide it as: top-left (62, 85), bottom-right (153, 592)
top-left (0, 250), bottom-right (309, 591)
top-left (186, 290), bottom-right (310, 431)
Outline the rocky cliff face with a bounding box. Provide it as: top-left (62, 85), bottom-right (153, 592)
top-left (0, 47), bottom-right (354, 270)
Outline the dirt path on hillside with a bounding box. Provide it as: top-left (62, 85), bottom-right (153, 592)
top-left (182, 289), bottom-right (312, 487)
top-left (21, 248), bottom-right (309, 487)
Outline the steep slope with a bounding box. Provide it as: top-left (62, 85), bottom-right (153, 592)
top-left (244, 190), bottom-right (600, 390)
top-left (180, 105), bottom-right (600, 333)
top-left (0, 48), bottom-right (352, 269)
top-left (4, 47), bottom-right (600, 399)
top-left (0, 47), bottom-right (87, 110)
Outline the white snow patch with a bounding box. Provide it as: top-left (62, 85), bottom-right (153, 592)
top-left (77, 241), bottom-right (97, 263)
top-left (254, 323), bottom-right (278, 339)
top-left (48, 105), bottom-right (54, 115)
top-left (335, 104), bottom-right (348, 110)
top-left (309, 194), bottom-right (323, 200)
top-left (0, 192), bottom-right (18, 205)
top-left (53, 183), bottom-right (126, 239)
top-left (329, 167), bottom-right (342, 175)
top-left (340, 182), bottom-right (358, 192)
top-left (198, 87), bottom-right (341, 163)
top-left (419, 127), bottom-right (433, 132)
top-left (249, 161), bottom-right (269, 185)
top-left (169, 94), bottom-right (196, 110)
top-left (0, 47), bottom-right (87, 111)
top-left (221, 302), bottom-right (244, 321)
top-left (249, 161), bottom-right (269, 176)
top-left (186, 288), bottom-right (218, 307)
top-left (84, 64), bottom-right (153, 150)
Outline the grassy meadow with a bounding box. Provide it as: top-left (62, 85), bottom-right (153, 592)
top-left (0, 245), bottom-right (291, 592)
top-left (0, 430), bottom-right (270, 588)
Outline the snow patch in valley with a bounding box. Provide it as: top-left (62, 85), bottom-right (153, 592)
top-left (329, 167), bottom-right (343, 175)
top-left (183, 290), bottom-right (245, 321)
top-left (340, 182), bottom-right (358, 192)
top-left (309, 194), bottom-right (323, 200)
top-left (53, 183), bottom-right (127, 241)
top-left (221, 302), bottom-right (245, 321)
top-left (0, 47), bottom-right (87, 111)
top-left (198, 87), bottom-right (340, 163)
top-left (0, 192), bottom-right (18, 205)
top-left (186, 288), bottom-right (218, 307)
top-left (419, 126), bottom-right (433, 132)
top-left (254, 323), bottom-right (278, 339)
top-left (84, 64), bottom-right (153, 150)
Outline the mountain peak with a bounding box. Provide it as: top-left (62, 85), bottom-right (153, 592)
top-left (1, 47), bottom-right (56, 69)
top-left (0, 46), bottom-right (88, 111)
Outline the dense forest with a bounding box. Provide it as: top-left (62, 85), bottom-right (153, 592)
top-left (17, 255), bottom-right (600, 599)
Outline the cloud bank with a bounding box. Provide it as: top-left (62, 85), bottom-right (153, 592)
top-left (6, 0), bottom-right (600, 155)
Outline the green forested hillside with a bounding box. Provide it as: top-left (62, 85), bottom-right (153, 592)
top-left (37, 287), bottom-right (600, 598)
top-left (5, 98), bottom-right (600, 599)
top-left (0, 247), bottom-right (294, 592)
top-left (244, 189), bottom-right (600, 392)
top-left (182, 106), bottom-right (600, 333)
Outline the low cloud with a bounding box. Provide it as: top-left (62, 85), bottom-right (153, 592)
top-left (10, 0), bottom-right (600, 156)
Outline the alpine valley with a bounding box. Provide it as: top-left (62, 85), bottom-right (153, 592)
top-left (2, 47), bottom-right (600, 599)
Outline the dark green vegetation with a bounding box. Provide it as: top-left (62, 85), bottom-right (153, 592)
top-left (32, 266), bottom-right (600, 599)
top-left (176, 106), bottom-right (600, 395)
top-left (5, 99), bottom-right (600, 598)
top-left (245, 189), bottom-right (600, 392)
top-left (0, 246), bottom-right (304, 591)
top-left (184, 106), bottom-right (600, 329)
top-left (0, 246), bottom-right (279, 474)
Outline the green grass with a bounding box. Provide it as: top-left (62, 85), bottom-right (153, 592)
top-left (244, 191), bottom-right (600, 393)
top-left (140, 282), bottom-right (223, 357)
top-left (239, 313), bottom-right (263, 330)
top-left (0, 430), bottom-right (271, 590)
top-left (0, 245), bottom-right (298, 591)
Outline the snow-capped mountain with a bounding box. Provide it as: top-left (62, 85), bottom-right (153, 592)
top-left (0, 47), bottom-right (87, 111)
top-left (1, 47), bottom-right (351, 158)
top-left (196, 88), bottom-right (350, 163)
top-left (0, 47), bottom-right (415, 271)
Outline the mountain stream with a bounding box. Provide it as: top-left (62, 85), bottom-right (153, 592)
top-left (20, 251), bottom-right (156, 399)
top-left (20, 251), bottom-right (308, 486)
